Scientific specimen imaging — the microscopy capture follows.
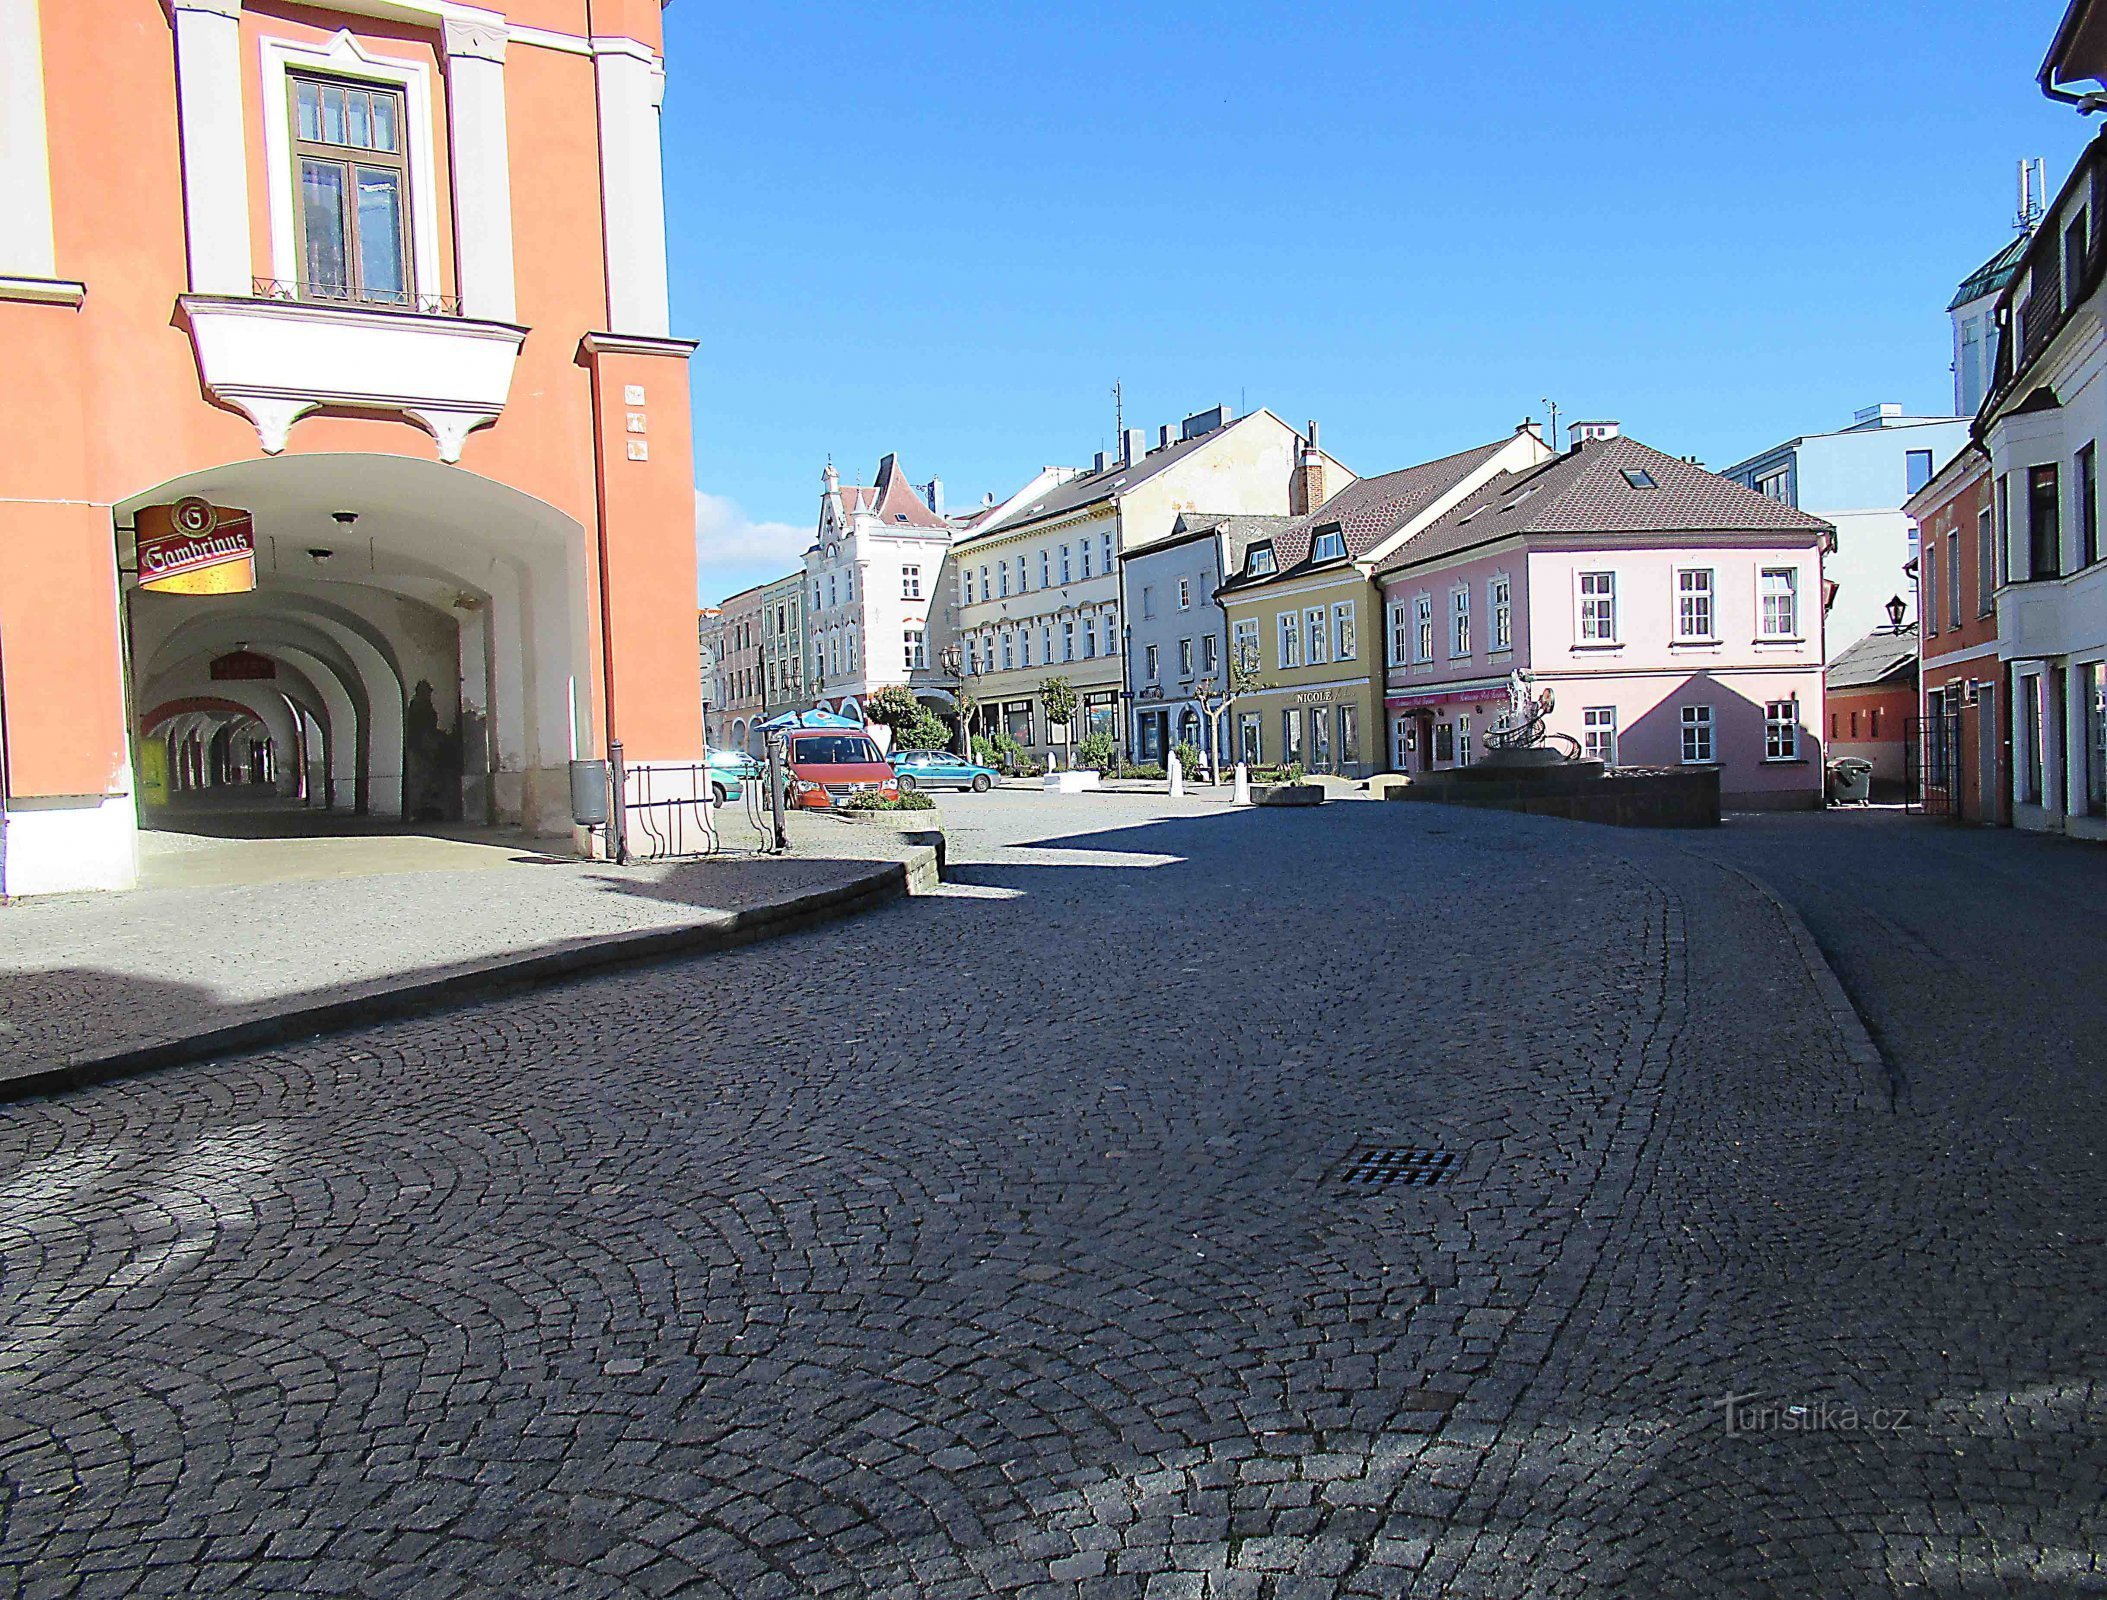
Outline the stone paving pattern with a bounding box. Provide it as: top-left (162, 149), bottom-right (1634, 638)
top-left (0, 812), bottom-right (922, 1078)
top-left (0, 795), bottom-right (2101, 1596)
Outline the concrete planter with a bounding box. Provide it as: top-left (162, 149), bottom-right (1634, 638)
top-left (1253, 784), bottom-right (1325, 807)
top-left (831, 806), bottom-right (943, 829)
top-left (1043, 770), bottom-right (1102, 793)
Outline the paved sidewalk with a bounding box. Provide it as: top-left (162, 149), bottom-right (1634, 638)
top-left (0, 812), bottom-right (937, 1095)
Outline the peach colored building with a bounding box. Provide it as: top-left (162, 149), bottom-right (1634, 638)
top-left (1378, 429), bottom-right (1833, 809)
top-left (0, 0), bottom-right (701, 896)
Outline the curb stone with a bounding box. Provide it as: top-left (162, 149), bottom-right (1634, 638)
top-left (1708, 857), bottom-right (1892, 1112)
top-left (0, 845), bottom-right (940, 1104)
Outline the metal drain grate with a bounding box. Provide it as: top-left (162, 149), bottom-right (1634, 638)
top-left (1335, 1146), bottom-right (1458, 1188)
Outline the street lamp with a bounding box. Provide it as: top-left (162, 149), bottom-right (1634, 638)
top-left (1886, 594), bottom-right (1908, 631)
top-left (940, 642), bottom-right (974, 756)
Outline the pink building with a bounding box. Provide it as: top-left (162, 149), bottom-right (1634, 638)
top-left (1377, 430), bottom-right (1833, 809)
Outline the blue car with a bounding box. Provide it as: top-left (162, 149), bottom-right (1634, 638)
top-left (889, 749), bottom-right (998, 793)
top-left (704, 747), bottom-right (762, 803)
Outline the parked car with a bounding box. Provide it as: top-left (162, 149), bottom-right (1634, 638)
top-left (704, 747), bottom-right (760, 804)
top-left (783, 729), bottom-right (899, 809)
top-left (889, 749), bottom-right (997, 793)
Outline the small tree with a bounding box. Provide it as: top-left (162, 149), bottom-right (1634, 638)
top-left (1076, 730), bottom-right (1117, 771)
top-left (1038, 676), bottom-right (1079, 766)
top-left (863, 684), bottom-right (921, 733)
top-left (894, 706), bottom-right (952, 750)
top-left (1196, 638), bottom-right (1270, 783)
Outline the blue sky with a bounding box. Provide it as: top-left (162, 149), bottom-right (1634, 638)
top-left (669, 1), bottom-right (2092, 605)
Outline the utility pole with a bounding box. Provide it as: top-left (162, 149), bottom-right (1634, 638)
top-left (1541, 397), bottom-right (1560, 452)
top-left (1112, 379), bottom-right (1123, 443)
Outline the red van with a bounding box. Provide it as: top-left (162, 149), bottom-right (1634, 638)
top-left (784, 729), bottom-right (899, 809)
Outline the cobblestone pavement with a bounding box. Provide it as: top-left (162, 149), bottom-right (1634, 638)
top-left (0, 795), bottom-right (2101, 1597)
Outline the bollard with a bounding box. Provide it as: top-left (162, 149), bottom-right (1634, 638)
top-left (764, 730), bottom-right (789, 853)
top-left (1168, 751), bottom-right (1184, 798)
top-left (1233, 761), bottom-right (1251, 805)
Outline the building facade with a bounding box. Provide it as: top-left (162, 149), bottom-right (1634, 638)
top-left (803, 455), bottom-right (951, 719)
top-left (1977, 104), bottom-right (2107, 836)
top-left (952, 406), bottom-right (1351, 764)
top-left (1379, 432), bottom-right (1833, 809)
top-left (1721, 405), bottom-right (1969, 659)
top-left (0, 0), bottom-right (701, 895)
top-left (759, 571), bottom-right (808, 720)
top-left (712, 583), bottom-right (766, 754)
top-left (1121, 515), bottom-right (1289, 763)
top-left (1905, 448), bottom-right (2007, 822)
top-left (1219, 428), bottom-right (1549, 778)
top-left (1825, 627), bottom-right (1918, 794)
top-left (697, 606), bottom-right (722, 743)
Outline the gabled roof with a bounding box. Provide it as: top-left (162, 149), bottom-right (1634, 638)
top-left (1218, 438), bottom-right (1516, 592)
top-left (869, 452), bottom-right (949, 530)
top-left (1827, 626), bottom-right (1920, 691)
top-left (954, 410), bottom-right (1283, 546)
top-left (1949, 233), bottom-right (2031, 311)
top-left (1385, 435), bottom-right (1832, 575)
top-left (1125, 512), bottom-right (1296, 566)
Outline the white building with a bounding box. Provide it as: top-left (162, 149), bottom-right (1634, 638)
top-left (804, 455), bottom-right (954, 719)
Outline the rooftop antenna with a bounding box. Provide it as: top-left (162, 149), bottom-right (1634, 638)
top-left (1541, 396), bottom-right (1561, 451)
top-left (1111, 379), bottom-right (1123, 443)
top-left (2018, 158), bottom-right (2046, 234)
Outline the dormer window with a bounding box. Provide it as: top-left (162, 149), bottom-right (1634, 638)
top-left (1311, 527), bottom-right (1347, 562)
top-left (1621, 467), bottom-right (1658, 490)
top-left (1245, 543), bottom-right (1277, 576)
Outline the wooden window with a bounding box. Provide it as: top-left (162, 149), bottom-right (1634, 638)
top-left (291, 74), bottom-right (413, 306)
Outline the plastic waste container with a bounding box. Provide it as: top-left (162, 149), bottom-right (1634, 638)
top-left (1827, 756), bottom-right (1873, 806)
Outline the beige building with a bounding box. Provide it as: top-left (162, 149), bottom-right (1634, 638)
top-left (946, 406), bottom-right (1352, 761)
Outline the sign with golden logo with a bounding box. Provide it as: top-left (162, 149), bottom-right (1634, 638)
top-left (137, 498), bottom-right (256, 595)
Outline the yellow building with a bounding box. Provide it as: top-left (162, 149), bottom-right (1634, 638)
top-left (1217, 427), bottom-right (1551, 776)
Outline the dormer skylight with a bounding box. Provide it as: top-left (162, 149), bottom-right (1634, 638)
top-left (1311, 527), bottom-right (1347, 562)
top-left (1621, 467), bottom-right (1659, 490)
top-left (1246, 543), bottom-right (1277, 576)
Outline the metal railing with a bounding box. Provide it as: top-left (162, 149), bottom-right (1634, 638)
top-left (250, 277), bottom-right (463, 317)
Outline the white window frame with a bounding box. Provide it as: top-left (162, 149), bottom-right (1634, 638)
top-left (1758, 566), bottom-right (1799, 639)
top-left (1062, 620), bottom-right (1075, 662)
top-left (1232, 617), bottom-right (1259, 673)
top-left (1177, 576), bottom-right (1191, 610)
top-left (1675, 567), bottom-right (1717, 642)
top-left (1489, 574), bottom-right (1512, 652)
top-left (259, 31), bottom-right (445, 305)
top-left (1578, 570), bottom-right (1618, 644)
top-left (1145, 643), bottom-right (1159, 680)
top-left (1582, 705), bottom-right (1617, 765)
top-left (1415, 593), bottom-right (1434, 662)
top-left (1764, 698), bottom-right (1800, 760)
top-left (1304, 606), bottom-right (1329, 666)
top-left (1060, 544), bottom-right (1072, 584)
top-left (1449, 586), bottom-right (1471, 659)
top-left (1332, 599), bottom-right (1355, 661)
top-left (903, 627), bottom-right (926, 670)
top-left (1680, 703), bottom-right (1716, 764)
top-left (1040, 550), bottom-right (1051, 588)
top-left (1387, 600), bottom-right (1410, 667)
top-left (1278, 611), bottom-right (1302, 669)
top-left (902, 564), bottom-right (922, 600)
top-left (1178, 637), bottom-right (1193, 675)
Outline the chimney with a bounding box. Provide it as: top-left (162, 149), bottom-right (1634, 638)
top-left (1157, 424), bottom-right (1173, 451)
top-left (1567, 420), bottom-right (1620, 448)
top-left (921, 477), bottom-right (945, 516)
top-left (1293, 419), bottom-right (1327, 515)
top-left (1180, 404), bottom-right (1231, 442)
top-left (1851, 402), bottom-right (1904, 428)
top-left (1122, 427), bottom-right (1146, 467)
top-left (1093, 450), bottom-right (1111, 474)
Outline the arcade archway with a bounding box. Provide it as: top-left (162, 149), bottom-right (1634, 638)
top-left (117, 453), bottom-right (592, 838)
